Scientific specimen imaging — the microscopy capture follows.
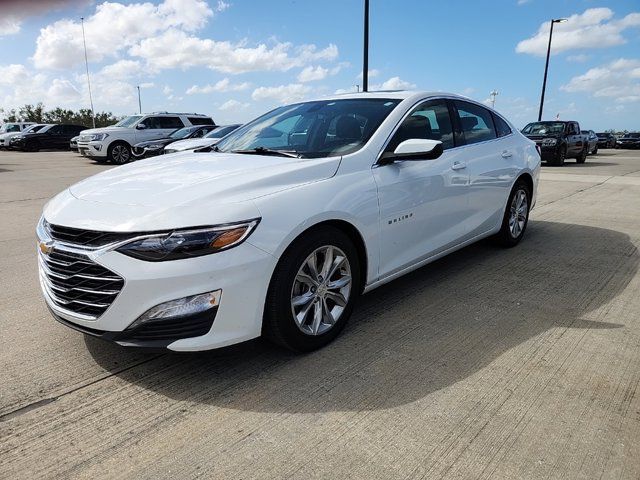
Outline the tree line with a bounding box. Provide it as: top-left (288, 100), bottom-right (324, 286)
top-left (0, 103), bottom-right (120, 128)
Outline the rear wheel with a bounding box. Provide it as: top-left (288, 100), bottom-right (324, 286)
top-left (495, 180), bottom-right (531, 248)
top-left (576, 146), bottom-right (587, 164)
top-left (263, 227), bottom-right (361, 352)
top-left (108, 142), bottom-right (132, 164)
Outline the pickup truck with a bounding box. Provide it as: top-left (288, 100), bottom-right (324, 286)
top-left (521, 120), bottom-right (588, 166)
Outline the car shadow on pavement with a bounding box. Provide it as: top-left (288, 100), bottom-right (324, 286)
top-left (86, 220), bottom-right (638, 412)
top-left (560, 161), bottom-right (619, 167)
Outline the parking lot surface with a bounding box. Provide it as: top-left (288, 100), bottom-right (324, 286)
top-left (1, 149), bottom-right (639, 479)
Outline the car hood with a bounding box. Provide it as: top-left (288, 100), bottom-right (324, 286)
top-left (134, 138), bottom-right (173, 148)
top-left (165, 138), bottom-right (214, 151)
top-left (68, 152), bottom-right (340, 207)
top-left (80, 126), bottom-right (131, 135)
top-left (524, 134), bottom-right (563, 140)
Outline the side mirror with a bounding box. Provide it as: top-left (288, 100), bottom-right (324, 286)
top-left (379, 139), bottom-right (443, 165)
top-left (136, 123), bottom-right (147, 130)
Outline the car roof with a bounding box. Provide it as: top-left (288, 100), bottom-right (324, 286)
top-left (312, 90), bottom-right (470, 103)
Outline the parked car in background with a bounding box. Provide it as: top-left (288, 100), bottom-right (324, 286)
top-left (77, 112), bottom-right (215, 164)
top-left (164, 124), bottom-right (242, 153)
top-left (596, 132), bottom-right (616, 149)
top-left (616, 132), bottom-right (640, 149)
top-left (0, 121), bottom-right (35, 136)
top-left (70, 136), bottom-right (79, 151)
top-left (0, 123), bottom-right (48, 149)
top-left (581, 130), bottom-right (598, 154)
top-left (132, 125), bottom-right (216, 158)
top-left (521, 121), bottom-right (587, 166)
top-left (11, 124), bottom-right (86, 152)
top-left (37, 91), bottom-right (539, 353)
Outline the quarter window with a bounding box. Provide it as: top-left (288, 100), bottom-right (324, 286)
top-left (159, 116), bottom-right (184, 129)
top-left (387, 99), bottom-right (454, 151)
top-left (492, 113), bottom-right (512, 138)
top-left (188, 116), bottom-right (214, 126)
top-left (454, 100), bottom-right (497, 145)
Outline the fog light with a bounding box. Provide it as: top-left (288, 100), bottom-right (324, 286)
top-left (127, 290), bottom-right (221, 330)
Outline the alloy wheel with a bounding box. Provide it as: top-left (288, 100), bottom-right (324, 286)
top-left (290, 245), bottom-right (352, 336)
top-left (508, 189), bottom-right (528, 239)
top-left (112, 145), bottom-right (130, 164)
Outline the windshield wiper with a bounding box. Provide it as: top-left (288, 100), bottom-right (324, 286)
top-left (231, 147), bottom-right (300, 158)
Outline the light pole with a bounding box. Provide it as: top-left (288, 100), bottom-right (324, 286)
top-left (538, 18), bottom-right (567, 121)
top-left (490, 90), bottom-right (499, 109)
top-left (136, 86), bottom-right (142, 114)
top-left (80, 17), bottom-right (96, 128)
top-left (362, 0), bottom-right (369, 92)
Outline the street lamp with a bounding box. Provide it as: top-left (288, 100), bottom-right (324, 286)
top-left (80, 17), bottom-right (96, 129)
top-left (136, 85), bottom-right (142, 114)
top-left (537, 18), bottom-right (567, 121)
top-left (362, 0), bottom-right (369, 92)
top-left (490, 90), bottom-right (499, 109)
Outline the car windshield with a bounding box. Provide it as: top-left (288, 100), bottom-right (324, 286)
top-left (522, 122), bottom-right (565, 135)
top-left (215, 98), bottom-right (401, 158)
top-left (36, 124), bottom-right (55, 133)
top-left (1, 124), bottom-right (21, 133)
top-left (205, 125), bottom-right (240, 139)
top-left (169, 126), bottom-right (199, 139)
top-left (22, 125), bottom-right (44, 134)
top-left (114, 115), bottom-right (143, 128)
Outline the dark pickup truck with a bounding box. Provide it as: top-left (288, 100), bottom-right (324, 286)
top-left (521, 120), bottom-right (588, 166)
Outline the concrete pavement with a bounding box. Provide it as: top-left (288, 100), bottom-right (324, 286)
top-left (1, 148), bottom-right (639, 479)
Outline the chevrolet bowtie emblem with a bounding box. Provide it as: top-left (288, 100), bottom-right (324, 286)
top-left (39, 241), bottom-right (55, 255)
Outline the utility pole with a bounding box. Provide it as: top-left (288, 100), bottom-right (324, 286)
top-left (136, 86), bottom-right (142, 114)
top-left (80, 17), bottom-right (96, 128)
top-left (538, 18), bottom-right (567, 121)
top-left (490, 90), bottom-right (499, 109)
top-left (362, 0), bottom-right (369, 92)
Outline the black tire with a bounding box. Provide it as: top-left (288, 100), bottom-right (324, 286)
top-left (263, 226), bottom-right (361, 352)
top-left (107, 141), bottom-right (132, 164)
top-left (495, 180), bottom-right (531, 248)
top-left (576, 146), bottom-right (587, 164)
top-left (592, 146), bottom-right (598, 155)
top-left (550, 146), bottom-right (566, 166)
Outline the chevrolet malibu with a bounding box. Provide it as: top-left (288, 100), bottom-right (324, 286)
top-left (37, 92), bottom-right (540, 352)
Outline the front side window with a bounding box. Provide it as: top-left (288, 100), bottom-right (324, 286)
top-left (522, 122), bottom-right (565, 135)
top-left (387, 99), bottom-right (454, 152)
top-left (454, 100), bottom-right (496, 145)
top-left (143, 117), bottom-right (163, 129)
top-left (216, 99), bottom-right (401, 158)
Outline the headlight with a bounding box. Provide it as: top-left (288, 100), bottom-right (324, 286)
top-left (89, 133), bottom-right (109, 141)
top-left (116, 219), bottom-right (260, 261)
top-left (145, 144), bottom-right (164, 150)
top-left (542, 138), bottom-right (557, 146)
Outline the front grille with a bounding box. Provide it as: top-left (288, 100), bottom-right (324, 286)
top-left (39, 249), bottom-right (124, 318)
top-left (46, 221), bottom-right (133, 248)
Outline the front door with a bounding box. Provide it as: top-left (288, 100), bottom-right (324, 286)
top-left (373, 99), bottom-right (469, 278)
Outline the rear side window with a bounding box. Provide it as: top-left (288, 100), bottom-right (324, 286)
top-left (492, 113), bottom-right (512, 138)
top-left (454, 100), bottom-right (497, 145)
top-left (387, 99), bottom-right (455, 151)
top-left (159, 116), bottom-right (184, 129)
top-left (188, 116), bottom-right (214, 126)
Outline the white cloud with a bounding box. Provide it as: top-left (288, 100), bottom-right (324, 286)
top-left (215, 1), bottom-right (230, 12)
top-left (252, 84), bottom-right (312, 104)
top-left (356, 68), bottom-right (380, 80)
top-left (561, 58), bottom-right (640, 103)
top-left (32, 0), bottom-right (215, 70)
top-left (99, 60), bottom-right (142, 80)
top-left (138, 82), bottom-right (154, 88)
top-left (516, 8), bottom-right (640, 56)
top-left (371, 76), bottom-right (416, 90)
top-left (297, 65), bottom-right (329, 82)
top-left (219, 99), bottom-right (249, 111)
top-left (129, 29), bottom-right (338, 74)
top-left (567, 54), bottom-right (590, 63)
top-left (163, 85), bottom-right (173, 96)
top-left (186, 78), bottom-right (251, 94)
top-left (0, 17), bottom-right (21, 36)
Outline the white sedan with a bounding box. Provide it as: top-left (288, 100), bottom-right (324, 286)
top-left (37, 91), bottom-right (540, 352)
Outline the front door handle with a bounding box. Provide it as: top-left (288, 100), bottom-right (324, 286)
top-left (501, 150), bottom-right (513, 158)
top-left (451, 161), bottom-right (467, 171)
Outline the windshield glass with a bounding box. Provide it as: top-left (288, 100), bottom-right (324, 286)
top-left (169, 126), bottom-right (199, 139)
top-left (114, 116), bottom-right (143, 128)
top-left (1, 124), bottom-right (21, 133)
top-left (22, 124), bottom-right (46, 134)
top-left (522, 122), bottom-right (565, 135)
top-left (216, 99), bottom-right (401, 158)
top-left (205, 125), bottom-right (240, 139)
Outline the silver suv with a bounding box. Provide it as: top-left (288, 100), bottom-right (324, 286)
top-left (77, 112), bottom-right (214, 163)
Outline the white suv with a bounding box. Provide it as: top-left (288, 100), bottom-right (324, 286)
top-left (77, 112), bottom-right (214, 164)
top-left (0, 122), bottom-right (36, 148)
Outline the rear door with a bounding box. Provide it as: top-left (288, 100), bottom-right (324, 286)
top-left (158, 116), bottom-right (185, 137)
top-left (43, 125), bottom-right (62, 148)
top-left (137, 116), bottom-right (166, 142)
top-left (452, 100), bottom-right (518, 239)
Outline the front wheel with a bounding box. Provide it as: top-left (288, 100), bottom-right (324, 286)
top-left (550, 146), bottom-right (565, 166)
top-left (495, 180), bottom-right (531, 248)
top-left (107, 142), bottom-right (132, 164)
top-left (263, 227), bottom-right (361, 352)
top-left (592, 146), bottom-right (598, 155)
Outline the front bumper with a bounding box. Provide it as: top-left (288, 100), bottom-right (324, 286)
top-left (38, 234), bottom-right (276, 351)
top-left (78, 141), bottom-right (107, 158)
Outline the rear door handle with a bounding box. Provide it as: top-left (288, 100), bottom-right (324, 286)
top-left (451, 161), bottom-right (467, 171)
top-left (501, 150), bottom-right (513, 158)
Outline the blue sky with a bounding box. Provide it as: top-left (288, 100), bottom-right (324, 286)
top-left (0, 0), bottom-right (639, 130)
